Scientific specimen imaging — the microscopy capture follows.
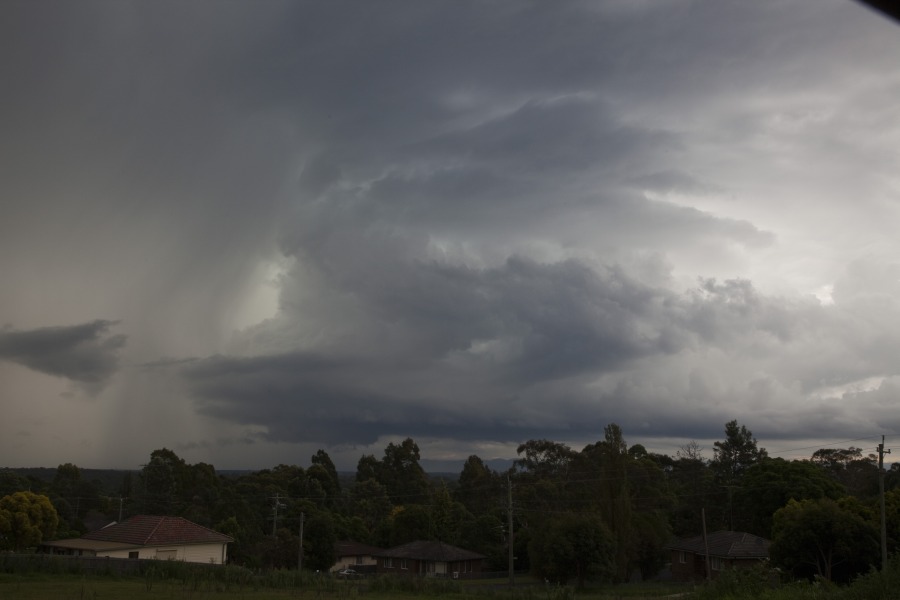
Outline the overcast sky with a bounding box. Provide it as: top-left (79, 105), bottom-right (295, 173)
top-left (2, 0), bottom-right (899, 471)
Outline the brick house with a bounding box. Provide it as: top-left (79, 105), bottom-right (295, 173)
top-left (375, 540), bottom-right (486, 578)
top-left (668, 531), bottom-right (770, 581)
top-left (41, 515), bottom-right (233, 564)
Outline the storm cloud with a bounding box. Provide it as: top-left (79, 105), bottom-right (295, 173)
top-left (1, 0), bottom-right (899, 469)
top-left (0, 321), bottom-right (125, 390)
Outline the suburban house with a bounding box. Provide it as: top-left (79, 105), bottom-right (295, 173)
top-left (41, 515), bottom-right (233, 565)
top-left (375, 540), bottom-right (486, 578)
top-left (667, 531), bottom-right (770, 581)
top-left (333, 540), bottom-right (384, 574)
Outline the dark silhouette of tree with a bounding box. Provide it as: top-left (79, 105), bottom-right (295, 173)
top-left (732, 458), bottom-right (845, 537)
top-left (303, 512), bottom-right (337, 571)
top-left (380, 438), bottom-right (431, 504)
top-left (456, 455), bottom-right (503, 516)
top-left (528, 513), bottom-right (615, 589)
top-left (712, 420), bottom-right (768, 484)
top-left (770, 497), bottom-right (877, 583)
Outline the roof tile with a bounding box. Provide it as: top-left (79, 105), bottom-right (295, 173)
top-left (82, 515), bottom-right (233, 546)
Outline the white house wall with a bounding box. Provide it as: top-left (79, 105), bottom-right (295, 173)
top-left (97, 543), bottom-right (227, 564)
top-left (335, 556), bottom-right (377, 571)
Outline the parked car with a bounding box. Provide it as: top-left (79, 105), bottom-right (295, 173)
top-left (337, 568), bottom-right (361, 578)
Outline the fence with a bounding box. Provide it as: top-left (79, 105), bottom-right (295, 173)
top-left (0, 553), bottom-right (229, 577)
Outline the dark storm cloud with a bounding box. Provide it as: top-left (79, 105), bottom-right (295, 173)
top-left (0, 321), bottom-right (125, 388)
top-left (2, 0), bottom-right (898, 469)
top-left (186, 254), bottom-right (895, 449)
top-left (182, 255), bottom-right (694, 446)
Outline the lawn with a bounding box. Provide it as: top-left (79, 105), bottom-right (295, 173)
top-left (0, 573), bottom-right (326, 600)
top-left (0, 573), bottom-right (694, 600)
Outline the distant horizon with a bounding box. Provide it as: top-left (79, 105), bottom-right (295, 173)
top-left (4, 433), bottom-right (890, 475)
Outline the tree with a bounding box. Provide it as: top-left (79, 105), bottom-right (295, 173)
top-left (139, 449), bottom-right (183, 514)
top-left (881, 488), bottom-right (900, 554)
top-left (514, 440), bottom-right (578, 520)
top-left (50, 463), bottom-right (99, 535)
top-left (0, 469), bottom-right (32, 498)
top-left (811, 447), bottom-right (879, 500)
top-left (677, 440), bottom-right (705, 462)
top-left (310, 449), bottom-right (341, 507)
top-left (458, 512), bottom-right (506, 570)
top-left (712, 420), bottom-right (768, 484)
top-left (596, 423), bottom-right (633, 582)
top-left (514, 439), bottom-right (577, 478)
top-left (389, 504), bottom-right (431, 546)
top-left (712, 421), bottom-right (767, 530)
top-left (428, 483), bottom-right (468, 545)
top-left (180, 462), bottom-right (221, 527)
top-left (303, 512), bottom-right (337, 571)
top-left (627, 454), bottom-right (675, 579)
top-left (355, 454), bottom-right (380, 483)
top-left (380, 438), bottom-right (431, 504)
top-left (810, 447), bottom-right (863, 472)
top-left (670, 442), bottom-right (715, 536)
top-left (456, 455), bottom-right (503, 516)
top-left (528, 513), bottom-right (615, 589)
top-left (770, 497), bottom-right (878, 583)
top-left (732, 458), bottom-right (845, 536)
top-left (349, 478), bottom-right (392, 542)
top-left (0, 491), bottom-right (59, 551)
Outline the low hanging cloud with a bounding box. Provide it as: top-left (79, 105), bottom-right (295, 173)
top-left (178, 248), bottom-right (900, 453)
top-left (0, 320), bottom-right (125, 391)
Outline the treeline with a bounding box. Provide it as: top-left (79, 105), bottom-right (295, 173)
top-left (2, 421), bottom-right (900, 587)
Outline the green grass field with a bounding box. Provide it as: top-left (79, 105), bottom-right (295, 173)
top-left (0, 573), bottom-right (691, 600)
top-left (1, 573), bottom-right (336, 600)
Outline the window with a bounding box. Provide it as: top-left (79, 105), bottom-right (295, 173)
top-left (679, 551), bottom-right (687, 564)
top-left (355, 556), bottom-right (363, 565)
top-left (128, 551), bottom-right (139, 559)
top-left (710, 556), bottom-right (723, 571)
top-left (384, 558), bottom-right (393, 568)
top-left (426, 561), bottom-right (435, 573)
top-left (400, 558), bottom-right (408, 570)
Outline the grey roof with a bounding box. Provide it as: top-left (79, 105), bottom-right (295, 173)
top-left (667, 531), bottom-right (770, 559)
top-left (376, 540), bottom-right (485, 562)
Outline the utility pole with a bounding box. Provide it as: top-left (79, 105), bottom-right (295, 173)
top-left (272, 494), bottom-right (286, 536)
top-left (701, 508), bottom-right (711, 583)
top-left (298, 512), bottom-right (305, 571)
top-left (507, 475), bottom-right (514, 587)
top-left (878, 436), bottom-right (891, 570)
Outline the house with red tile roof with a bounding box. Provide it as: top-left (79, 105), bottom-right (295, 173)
top-left (41, 515), bottom-right (233, 564)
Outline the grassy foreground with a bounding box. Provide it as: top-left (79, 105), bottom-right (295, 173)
top-left (6, 557), bottom-right (900, 600)
top-left (0, 574), bottom-right (303, 600)
top-left (0, 571), bottom-right (686, 600)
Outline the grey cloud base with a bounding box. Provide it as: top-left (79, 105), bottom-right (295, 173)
top-left (0, 321), bottom-right (125, 389)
